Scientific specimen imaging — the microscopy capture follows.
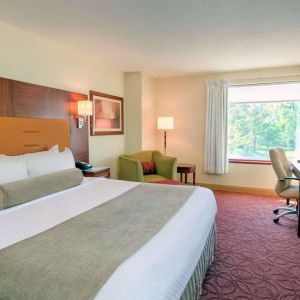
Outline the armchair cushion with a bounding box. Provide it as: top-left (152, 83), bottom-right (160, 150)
top-left (144, 174), bottom-right (167, 183)
top-left (279, 185), bottom-right (299, 199)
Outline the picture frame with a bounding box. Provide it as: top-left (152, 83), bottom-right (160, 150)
top-left (90, 90), bottom-right (124, 136)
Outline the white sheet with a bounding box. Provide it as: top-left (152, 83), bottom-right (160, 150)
top-left (0, 178), bottom-right (217, 300)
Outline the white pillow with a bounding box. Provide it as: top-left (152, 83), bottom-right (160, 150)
top-left (0, 156), bottom-right (29, 184)
top-left (57, 147), bottom-right (75, 169)
top-left (48, 144), bottom-right (59, 153)
top-left (24, 147), bottom-right (75, 177)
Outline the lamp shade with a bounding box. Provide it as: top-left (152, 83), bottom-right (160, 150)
top-left (157, 117), bottom-right (174, 130)
top-left (78, 100), bottom-right (92, 116)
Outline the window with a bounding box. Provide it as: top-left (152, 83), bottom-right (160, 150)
top-left (228, 82), bottom-right (300, 162)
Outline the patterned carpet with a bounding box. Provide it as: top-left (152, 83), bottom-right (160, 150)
top-left (201, 191), bottom-right (300, 300)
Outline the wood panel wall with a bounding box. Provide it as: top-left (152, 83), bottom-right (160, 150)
top-left (0, 77), bottom-right (89, 162)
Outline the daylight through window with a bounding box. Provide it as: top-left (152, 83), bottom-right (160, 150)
top-left (228, 82), bottom-right (300, 160)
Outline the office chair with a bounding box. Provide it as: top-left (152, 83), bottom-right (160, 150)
top-left (269, 148), bottom-right (299, 237)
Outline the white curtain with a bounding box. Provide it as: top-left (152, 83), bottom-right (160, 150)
top-left (204, 80), bottom-right (229, 174)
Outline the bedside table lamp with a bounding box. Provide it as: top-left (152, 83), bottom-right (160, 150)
top-left (157, 117), bottom-right (174, 155)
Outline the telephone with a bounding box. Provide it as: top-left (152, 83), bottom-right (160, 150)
top-left (75, 161), bottom-right (93, 170)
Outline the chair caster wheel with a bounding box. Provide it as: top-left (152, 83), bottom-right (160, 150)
top-left (273, 209), bottom-right (279, 214)
top-left (273, 218), bottom-right (279, 223)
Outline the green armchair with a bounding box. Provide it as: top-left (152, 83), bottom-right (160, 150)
top-left (118, 150), bottom-right (177, 182)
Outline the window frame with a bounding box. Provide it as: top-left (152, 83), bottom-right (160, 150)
top-left (227, 82), bottom-right (300, 164)
top-left (229, 158), bottom-right (271, 165)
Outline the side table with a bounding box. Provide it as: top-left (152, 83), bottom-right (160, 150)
top-left (82, 167), bottom-right (111, 178)
top-left (177, 163), bottom-right (196, 185)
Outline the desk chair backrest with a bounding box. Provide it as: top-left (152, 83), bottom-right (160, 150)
top-left (269, 148), bottom-right (292, 195)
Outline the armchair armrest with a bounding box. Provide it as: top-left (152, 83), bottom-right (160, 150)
top-left (291, 166), bottom-right (300, 179)
top-left (153, 151), bottom-right (177, 180)
top-left (285, 177), bottom-right (300, 181)
top-left (118, 156), bottom-right (144, 182)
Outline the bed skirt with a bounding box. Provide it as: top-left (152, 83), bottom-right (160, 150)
top-left (180, 223), bottom-right (216, 300)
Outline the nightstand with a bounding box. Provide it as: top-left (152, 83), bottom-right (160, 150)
top-left (177, 163), bottom-right (196, 185)
top-left (82, 167), bottom-right (111, 178)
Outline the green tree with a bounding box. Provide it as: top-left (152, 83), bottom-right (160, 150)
top-left (229, 102), bottom-right (298, 159)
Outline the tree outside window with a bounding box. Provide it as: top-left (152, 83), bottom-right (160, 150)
top-left (228, 83), bottom-right (300, 160)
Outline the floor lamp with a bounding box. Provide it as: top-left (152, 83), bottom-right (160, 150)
top-left (157, 117), bottom-right (174, 155)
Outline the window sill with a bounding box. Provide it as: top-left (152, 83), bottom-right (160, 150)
top-left (229, 159), bottom-right (271, 165)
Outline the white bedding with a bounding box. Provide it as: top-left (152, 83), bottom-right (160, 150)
top-left (0, 178), bottom-right (217, 300)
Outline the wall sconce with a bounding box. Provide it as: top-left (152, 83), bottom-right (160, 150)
top-left (77, 100), bottom-right (92, 128)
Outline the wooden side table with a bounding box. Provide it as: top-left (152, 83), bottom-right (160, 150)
top-left (82, 167), bottom-right (111, 178)
top-left (177, 163), bottom-right (196, 185)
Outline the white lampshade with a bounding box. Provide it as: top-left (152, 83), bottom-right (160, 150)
top-left (78, 100), bottom-right (92, 117)
top-left (157, 117), bottom-right (174, 130)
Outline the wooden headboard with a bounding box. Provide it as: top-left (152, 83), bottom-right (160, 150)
top-left (0, 116), bottom-right (70, 155)
top-left (0, 77), bottom-right (88, 161)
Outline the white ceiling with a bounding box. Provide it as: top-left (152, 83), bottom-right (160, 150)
top-left (0, 0), bottom-right (300, 76)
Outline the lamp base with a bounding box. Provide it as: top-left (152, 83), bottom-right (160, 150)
top-left (164, 130), bottom-right (167, 155)
top-left (77, 116), bottom-right (85, 128)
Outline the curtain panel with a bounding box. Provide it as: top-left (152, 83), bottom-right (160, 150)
top-left (204, 80), bottom-right (229, 175)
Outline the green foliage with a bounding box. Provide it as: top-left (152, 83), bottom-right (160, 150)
top-left (229, 102), bottom-right (299, 159)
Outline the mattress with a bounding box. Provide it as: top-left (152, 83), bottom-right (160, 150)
top-left (0, 178), bottom-right (217, 299)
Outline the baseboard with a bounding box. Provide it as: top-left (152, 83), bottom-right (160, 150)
top-left (196, 182), bottom-right (276, 196)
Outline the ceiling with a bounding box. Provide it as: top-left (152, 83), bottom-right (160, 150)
top-left (1, 0), bottom-right (300, 76)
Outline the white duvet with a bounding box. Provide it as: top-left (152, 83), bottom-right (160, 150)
top-left (0, 178), bottom-right (217, 300)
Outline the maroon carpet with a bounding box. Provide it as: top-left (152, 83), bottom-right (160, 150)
top-left (201, 191), bottom-right (300, 300)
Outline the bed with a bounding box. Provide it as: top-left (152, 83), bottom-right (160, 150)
top-left (0, 115), bottom-right (217, 299)
top-left (0, 176), bottom-right (216, 300)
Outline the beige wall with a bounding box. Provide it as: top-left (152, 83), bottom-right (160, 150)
top-left (124, 72), bottom-right (142, 153)
top-left (0, 21), bottom-right (124, 178)
top-left (124, 72), bottom-right (156, 153)
top-left (142, 74), bottom-right (156, 150)
top-left (155, 66), bottom-right (300, 189)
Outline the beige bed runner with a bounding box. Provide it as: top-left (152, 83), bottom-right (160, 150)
top-left (0, 183), bottom-right (195, 300)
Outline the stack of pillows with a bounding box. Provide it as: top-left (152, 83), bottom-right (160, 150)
top-left (0, 145), bottom-right (75, 184)
top-left (0, 146), bottom-right (83, 210)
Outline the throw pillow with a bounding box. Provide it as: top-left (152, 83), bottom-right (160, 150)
top-left (141, 161), bottom-right (156, 175)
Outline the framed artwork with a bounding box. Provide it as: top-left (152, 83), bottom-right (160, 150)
top-left (90, 90), bottom-right (124, 136)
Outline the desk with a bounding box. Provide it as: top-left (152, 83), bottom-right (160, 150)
top-left (288, 160), bottom-right (300, 237)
